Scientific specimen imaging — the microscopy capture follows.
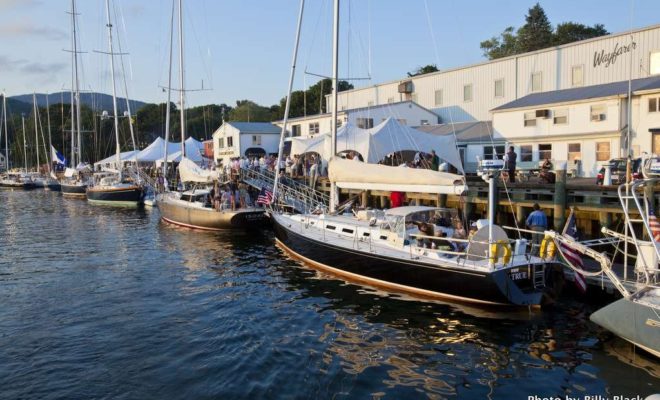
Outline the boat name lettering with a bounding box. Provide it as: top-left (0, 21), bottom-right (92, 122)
top-left (593, 41), bottom-right (636, 69)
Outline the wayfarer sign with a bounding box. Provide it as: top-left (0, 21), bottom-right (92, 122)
top-left (593, 41), bottom-right (636, 68)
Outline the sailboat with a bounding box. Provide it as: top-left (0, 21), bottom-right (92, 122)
top-left (85, 0), bottom-right (142, 206)
top-left (270, 0), bottom-right (563, 306)
top-left (157, 0), bottom-right (267, 229)
top-left (60, 0), bottom-right (89, 198)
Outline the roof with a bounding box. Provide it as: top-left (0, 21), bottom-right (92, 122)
top-left (274, 100), bottom-right (438, 124)
top-left (492, 76), bottom-right (660, 111)
top-left (417, 121), bottom-right (503, 143)
top-left (225, 122), bottom-right (281, 134)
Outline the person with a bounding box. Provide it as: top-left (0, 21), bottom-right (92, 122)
top-left (430, 150), bottom-right (440, 171)
top-left (526, 203), bottom-right (548, 254)
top-left (220, 186), bottom-right (232, 210)
top-left (411, 220), bottom-right (435, 248)
top-left (309, 155), bottom-right (320, 188)
top-left (539, 158), bottom-right (555, 184)
top-left (506, 146), bottom-right (517, 183)
top-left (390, 191), bottom-right (405, 208)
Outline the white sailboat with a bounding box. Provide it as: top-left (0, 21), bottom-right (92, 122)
top-left (85, 0), bottom-right (142, 206)
top-left (0, 93), bottom-right (36, 190)
top-left (270, 0), bottom-right (564, 306)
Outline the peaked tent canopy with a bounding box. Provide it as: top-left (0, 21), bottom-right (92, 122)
top-left (135, 136), bottom-right (205, 163)
top-left (93, 150), bottom-right (140, 168)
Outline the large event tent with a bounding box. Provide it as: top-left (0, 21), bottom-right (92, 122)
top-left (135, 137), bottom-right (204, 164)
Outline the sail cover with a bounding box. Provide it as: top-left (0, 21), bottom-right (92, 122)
top-left (328, 157), bottom-right (466, 194)
top-left (178, 157), bottom-right (219, 183)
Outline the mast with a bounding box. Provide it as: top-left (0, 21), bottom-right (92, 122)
top-left (73, 0), bottom-right (82, 166)
top-left (105, 0), bottom-right (121, 170)
top-left (329, 0), bottom-right (340, 212)
top-left (272, 0), bottom-right (305, 201)
top-left (2, 93), bottom-right (8, 170)
top-left (46, 93), bottom-right (53, 176)
top-left (33, 93), bottom-right (39, 171)
top-left (178, 0), bottom-right (185, 157)
top-left (69, 0), bottom-right (76, 167)
top-left (162, 0), bottom-right (175, 178)
top-left (21, 114), bottom-right (27, 173)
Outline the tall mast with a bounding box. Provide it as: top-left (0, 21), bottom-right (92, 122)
top-left (329, 0), bottom-right (340, 212)
top-left (21, 114), bottom-right (27, 173)
top-left (73, 0), bottom-right (82, 166)
top-left (105, 0), bottom-right (121, 170)
top-left (69, 0), bottom-right (76, 167)
top-left (162, 0), bottom-right (176, 178)
top-left (178, 0), bottom-right (185, 157)
top-left (46, 93), bottom-right (53, 176)
top-left (2, 93), bottom-right (8, 170)
top-left (272, 0), bottom-right (305, 201)
top-left (33, 93), bottom-right (40, 171)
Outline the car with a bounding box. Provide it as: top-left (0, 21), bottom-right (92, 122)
top-left (596, 158), bottom-right (642, 185)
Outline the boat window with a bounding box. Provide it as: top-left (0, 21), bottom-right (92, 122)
top-left (379, 235), bottom-right (387, 240)
top-left (341, 228), bottom-right (354, 234)
top-left (326, 225), bottom-right (336, 230)
top-left (362, 232), bottom-right (370, 237)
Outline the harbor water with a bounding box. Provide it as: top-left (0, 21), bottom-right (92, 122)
top-left (0, 190), bottom-right (658, 399)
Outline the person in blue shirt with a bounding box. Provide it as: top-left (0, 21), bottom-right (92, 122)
top-left (526, 203), bottom-right (547, 254)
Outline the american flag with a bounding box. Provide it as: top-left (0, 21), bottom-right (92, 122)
top-left (559, 211), bottom-right (587, 293)
top-left (649, 210), bottom-right (660, 242)
top-left (257, 186), bottom-right (273, 205)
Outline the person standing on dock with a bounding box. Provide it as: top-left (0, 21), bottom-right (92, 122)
top-left (526, 203), bottom-right (548, 254)
top-left (505, 146), bottom-right (517, 183)
top-left (430, 150), bottom-right (440, 171)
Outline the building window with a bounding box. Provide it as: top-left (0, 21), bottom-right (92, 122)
top-left (367, 101), bottom-right (374, 107)
top-left (484, 145), bottom-right (505, 160)
top-left (463, 84), bottom-right (473, 102)
top-left (420, 119), bottom-right (429, 125)
top-left (520, 145), bottom-right (533, 162)
top-left (649, 97), bottom-right (659, 113)
top-left (553, 109), bottom-right (568, 125)
top-left (434, 90), bottom-right (443, 106)
top-left (539, 143), bottom-right (552, 160)
top-left (524, 111), bottom-right (536, 127)
top-left (571, 65), bottom-right (584, 87)
top-left (291, 124), bottom-right (301, 137)
top-left (336, 118), bottom-right (343, 128)
top-left (596, 141), bottom-right (610, 161)
top-left (494, 79), bottom-right (504, 98)
top-left (387, 97), bottom-right (394, 104)
top-left (531, 72), bottom-right (542, 92)
top-left (252, 135), bottom-right (261, 146)
top-left (590, 105), bottom-right (607, 122)
top-left (651, 51), bottom-right (660, 75)
top-left (356, 118), bottom-right (374, 129)
top-left (227, 136), bottom-right (233, 147)
top-left (309, 122), bottom-right (319, 135)
top-left (568, 143), bottom-right (581, 161)
top-left (218, 138), bottom-right (224, 148)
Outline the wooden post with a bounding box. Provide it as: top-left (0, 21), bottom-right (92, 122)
top-left (361, 190), bottom-right (370, 208)
top-left (437, 194), bottom-right (447, 208)
top-left (553, 165), bottom-right (567, 230)
top-left (599, 211), bottom-right (612, 229)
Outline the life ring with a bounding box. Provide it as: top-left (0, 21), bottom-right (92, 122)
top-left (489, 240), bottom-right (512, 265)
top-left (539, 236), bottom-right (556, 259)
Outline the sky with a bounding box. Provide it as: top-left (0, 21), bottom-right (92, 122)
top-left (1, 0), bottom-right (659, 108)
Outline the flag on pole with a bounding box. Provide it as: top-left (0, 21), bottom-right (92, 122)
top-left (257, 186), bottom-right (273, 206)
top-left (51, 145), bottom-right (67, 166)
top-left (649, 210), bottom-right (660, 242)
top-left (559, 210), bottom-right (587, 293)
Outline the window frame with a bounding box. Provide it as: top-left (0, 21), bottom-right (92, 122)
top-left (227, 136), bottom-right (234, 148)
top-left (494, 79), bottom-right (504, 98)
top-left (218, 137), bottom-right (224, 149)
top-left (291, 124), bottom-right (301, 137)
top-left (524, 111), bottom-right (537, 127)
top-left (553, 109), bottom-right (568, 125)
top-left (308, 122), bottom-right (320, 135)
top-left (463, 84), bottom-right (473, 102)
top-left (595, 141), bottom-right (611, 162)
top-left (651, 50), bottom-right (660, 75)
top-left (590, 104), bottom-right (607, 122)
top-left (538, 143), bottom-right (552, 160)
top-left (356, 117), bottom-right (374, 129)
top-left (567, 143), bottom-right (581, 161)
top-left (252, 135), bottom-right (261, 146)
top-left (434, 89), bottom-right (443, 106)
top-left (649, 97), bottom-right (659, 113)
top-left (531, 72), bottom-right (542, 92)
top-left (520, 144), bottom-right (533, 162)
top-left (571, 65), bottom-right (584, 87)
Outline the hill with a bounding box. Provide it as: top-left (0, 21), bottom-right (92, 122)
top-left (9, 92), bottom-right (147, 115)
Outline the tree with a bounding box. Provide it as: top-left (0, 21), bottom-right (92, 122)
top-left (480, 26), bottom-right (519, 60)
top-left (227, 100), bottom-right (272, 122)
top-left (407, 64), bottom-right (439, 77)
top-left (553, 22), bottom-right (608, 46)
top-left (480, 3), bottom-right (608, 60)
top-left (516, 3), bottom-right (553, 53)
top-left (275, 78), bottom-right (354, 120)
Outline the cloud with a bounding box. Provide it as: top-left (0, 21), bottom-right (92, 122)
top-left (0, 0), bottom-right (42, 11)
top-left (0, 55), bottom-right (66, 75)
top-left (0, 21), bottom-right (67, 40)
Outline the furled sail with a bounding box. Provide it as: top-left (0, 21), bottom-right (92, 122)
top-left (328, 157), bottom-right (466, 194)
top-left (178, 157), bottom-right (219, 183)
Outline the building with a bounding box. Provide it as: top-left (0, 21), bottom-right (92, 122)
top-left (491, 76), bottom-right (660, 177)
top-left (273, 100), bottom-right (439, 138)
top-left (324, 24), bottom-right (660, 125)
top-left (212, 122), bottom-right (282, 166)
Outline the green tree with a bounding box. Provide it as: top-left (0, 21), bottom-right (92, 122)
top-left (276, 78), bottom-right (354, 119)
top-left (553, 22), bottom-right (608, 45)
top-left (480, 26), bottom-right (519, 59)
top-left (407, 64), bottom-right (439, 77)
top-left (228, 100), bottom-right (273, 122)
top-left (516, 3), bottom-right (553, 53)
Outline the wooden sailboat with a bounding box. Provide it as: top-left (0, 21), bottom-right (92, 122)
top-left (85, 0), bottom-right (142, 206)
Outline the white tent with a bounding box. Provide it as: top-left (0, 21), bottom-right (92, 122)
top-left (154, 137), bottom-right (205, 165)
top-left (135, 136), bottom-right (204, 163)
top-left (93, 150), bottom-right (140, 169)
top-left (289, 118), bottom-right (464, 174)
top-left (178, 157), bottom-right (219, 183)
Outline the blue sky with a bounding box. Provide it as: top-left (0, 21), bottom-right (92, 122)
top-left (1, 0), bottom-right (658, 108)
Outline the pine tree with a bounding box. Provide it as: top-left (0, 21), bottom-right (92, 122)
top-left (516, 3), bottom-right (553, 53)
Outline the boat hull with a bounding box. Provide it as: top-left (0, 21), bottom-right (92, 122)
top-left (46, 182), bottom-right (62, 192)
top-left (0, 181), bottom-right (36, 190)
top-left (590, 288), bottom-right (660, 358)
top-left (272, 215), bottom-right (553, 306)
top-left (61, 183), bottom-right (87, 198)
top-left (159, 199), bottom-right (267, 230)
top-left (86, 186), bottom-right (143, 206)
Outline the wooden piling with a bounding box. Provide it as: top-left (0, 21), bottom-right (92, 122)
top-left (553, 168), bottom-right (567, 230)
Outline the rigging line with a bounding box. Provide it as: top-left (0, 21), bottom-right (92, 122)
top-left (185, 0), bottom-right (214, 94)
top-left (423, 0), bottom-right (441, 72)
top-left (302, 0), bottom-right (329, 77)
